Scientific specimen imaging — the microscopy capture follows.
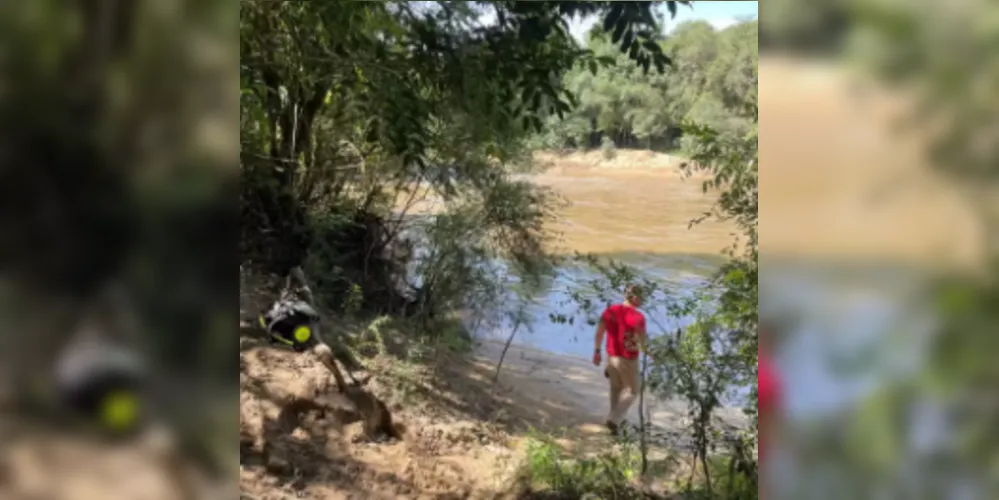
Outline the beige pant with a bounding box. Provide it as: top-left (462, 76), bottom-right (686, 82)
top-left (605, 356), bottom-right (639, 425)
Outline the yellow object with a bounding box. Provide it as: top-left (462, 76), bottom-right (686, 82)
top-left (293, 325), bottom-right (312, 344)
top-left (258, 314), bottom-right (267, 328)
top-left (100, 390), bottom-right (139, 431)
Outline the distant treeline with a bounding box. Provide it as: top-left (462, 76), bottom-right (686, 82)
top-left (530, 19), bottom-right (757, 153)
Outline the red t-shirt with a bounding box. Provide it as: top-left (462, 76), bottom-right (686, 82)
top-left (758, 351), bottom-right (781, 461)
top-left (601, 304), bottom-right (645, 359)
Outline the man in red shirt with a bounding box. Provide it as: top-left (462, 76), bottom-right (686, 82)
top-left (592, 284), bottom-right (647, 434)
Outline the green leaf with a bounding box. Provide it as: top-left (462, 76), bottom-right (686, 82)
top-left (603, 4), bottom-right (624, 33)
top-left (611, 17), bottom-right (627, 43)
top-left (596, 55), bottom-right (615, 66)
top-left (621, 28), bottom-right (634, 52)
top-left (562, 89), bottom-right (578, 107)
top-left (654, 54), bottom-right (669, 73)
top-left (724, 268), bottom-right (746, 284)
top-left (529, 115), bottom-right (543, 132)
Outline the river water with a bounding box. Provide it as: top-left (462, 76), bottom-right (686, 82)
top-left (487, 163), bottom-right (730, 357)
top-left (447, 159), bottom-right (769, 412)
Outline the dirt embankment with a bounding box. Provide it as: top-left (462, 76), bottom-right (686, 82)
top-left (239, 342), bottom-right (528, 500)
top-left (238, 270), bottom-right (538, 500)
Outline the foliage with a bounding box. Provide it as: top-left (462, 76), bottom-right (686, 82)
top-left (0, 0), bottom-right (236, 380)
top-left (523, 429), bottom-right (757, 500)
top-left (646, 299), bottom-right (758, 496)
top-left (529, 18), bottom-right (758, 152)
top-left (679, 121), bottom-right (759, 379)
top-left (686, 455), bottom-right (759, 500)
top-left (239, 1), bottom-right (694, 328)
top-left (601, 136), bottom-right (618, 160)
top-left (523, 432), bottom-right (647, 499)
top-left (808, 1), bottom-right (999, 493)
top-left (758, 0), bottom-right (848, 53)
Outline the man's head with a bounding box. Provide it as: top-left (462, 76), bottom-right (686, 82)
top-left (624, 284), bottom-right (644, 307)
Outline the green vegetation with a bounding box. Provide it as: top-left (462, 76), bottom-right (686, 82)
top-left (241, 1), bottom-right (758, 498)
top-left (523, 432), bottom-right (645, 498)
top-left (240, 1), bottom-right (688, 332)
top-left (528, 19), bottom-right (757, 154)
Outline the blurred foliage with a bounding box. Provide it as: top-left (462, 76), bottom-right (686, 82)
top-left (845, 0), bottom-right (999, 495)
top-left (0, 0), bottom-right (235, 378)
top-left (759, 0), bottom-right (849, 54)
top-left (0, 0), bottom-right (238, 491)
top-left (758, 0), bottom-right (999, 497)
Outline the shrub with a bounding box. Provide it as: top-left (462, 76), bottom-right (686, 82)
top-left (600, 136), bottom-right (617, 160)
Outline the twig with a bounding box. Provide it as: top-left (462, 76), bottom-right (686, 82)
top-left (493, 318), bottom-right (523, 383)
top-left (639, 350), bottom-right (649, 476)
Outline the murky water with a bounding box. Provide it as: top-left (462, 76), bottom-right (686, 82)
top-left (533, 165), bottom-right (734, 258)
top-left (495, 164), bottom-right (733, 358)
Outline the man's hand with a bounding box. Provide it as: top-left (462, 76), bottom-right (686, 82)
top-left (592, 350), bottom-right (602, 366)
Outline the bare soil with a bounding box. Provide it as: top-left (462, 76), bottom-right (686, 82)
top-left (235, 269), bottom-right (553, 500)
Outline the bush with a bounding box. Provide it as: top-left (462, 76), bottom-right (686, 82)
top-left (523, 432), bottom-right (646, 499)
top-left (600, 136), bottom-right (617, 160)
top-left (302, 206), bottom-right (410, 315)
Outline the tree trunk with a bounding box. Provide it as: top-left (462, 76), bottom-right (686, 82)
top-left (246, 71), bottom-right (329, 272)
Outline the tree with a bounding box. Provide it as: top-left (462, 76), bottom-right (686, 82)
top-left (529, 16), bottom-right (758, 151)
top-left (240, 1), bottom-right (694, 323)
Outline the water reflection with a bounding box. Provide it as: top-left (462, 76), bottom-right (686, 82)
top-left (761, 261), bottom-right (973, 499)
top-left (487, 251), bottom-right (715, 359)
top-left (763, 261), bottom-right (935, 419)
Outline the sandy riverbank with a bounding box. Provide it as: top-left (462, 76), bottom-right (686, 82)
top-left (470, 338), bottom-right (748, 448)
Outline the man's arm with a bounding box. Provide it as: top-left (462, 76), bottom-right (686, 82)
top-left (592, 318), bottom-right (606, 366)
top-left (593, 319), bottom-right (607, 352)
top-left (636, 322), bottom-right (648, 353)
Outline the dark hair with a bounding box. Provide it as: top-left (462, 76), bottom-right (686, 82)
top-left (624, 284), bottom-right (643, 302)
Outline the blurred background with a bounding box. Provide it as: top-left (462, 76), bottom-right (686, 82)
top-left (0, 0), bottom-right (237, 499)
top-left (759, 0), bottom-right (999, 498)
